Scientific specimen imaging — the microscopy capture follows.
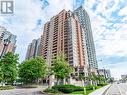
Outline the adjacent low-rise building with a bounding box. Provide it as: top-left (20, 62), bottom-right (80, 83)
top-left (97, 69), bottom-right (111, 82)
top-left (121, 75), bottom-right (127, 83)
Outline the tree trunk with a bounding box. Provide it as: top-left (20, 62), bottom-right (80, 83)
top-left (56, 78), bottom-right (59, 85)
top-left (62, 79), bottom-right (65, 85)
top-left (82, 80), bottom-right (84, 87)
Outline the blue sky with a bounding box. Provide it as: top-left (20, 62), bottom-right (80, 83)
top-left (0, 0), bottom-right (127, 79)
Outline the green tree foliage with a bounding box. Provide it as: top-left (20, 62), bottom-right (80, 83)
top-left (0, 64), bottom-right (3, 82)
top-left (19, 56), bottom-right (48, 84)
top-left (77, 74), bottom-right (86, 86)
top-left (0, 52), bottom-right (19, 84)
top-left (96, 75), bottom-right (106, 84)
top-left (51, 54), bottom-right (73, 84)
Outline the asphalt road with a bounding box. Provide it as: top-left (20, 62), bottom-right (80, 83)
top-left (0, 87), bottom-right (48, 95)
top-left (104, 83), bottom-right (127, 95)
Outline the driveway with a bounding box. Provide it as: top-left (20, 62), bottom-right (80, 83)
top-left (0, 87), bottom-right (48, 95)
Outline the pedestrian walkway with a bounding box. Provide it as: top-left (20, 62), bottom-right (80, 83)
top-left (89, 84), bottom-right (111, 95)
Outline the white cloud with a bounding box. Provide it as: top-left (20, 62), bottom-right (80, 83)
top-left (119, 6), bottom-right (127, 16)
top-left (85, 0), bottom-right (97, 9)
top-left (0, 0), bottom-right (75, 61)
top-left (0, 0), bottom-right (44, 61)
top-left (101, 62), bottom-right (127, 79)
top-left (96, 39), bottom-right (127, 56)
top-left (111, 63), bottom-right (127, 79)
top-left (42, 0), bottom-right (73, 20)
top-left (83, 0), bottom-right (127, 79)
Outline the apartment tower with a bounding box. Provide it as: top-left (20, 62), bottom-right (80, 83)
top-left (0, 26), bottom-right (17, 58)
top-left (26, 38), bottom-right (41, 60)
top-left (74, 6), bottom-right (98, 72)
top-left (41, 9), bottom-right (89, 85)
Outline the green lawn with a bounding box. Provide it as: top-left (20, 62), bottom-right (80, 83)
top-left (71, 86), bottom-right (102, 95)
top-left (0, 86), bottom-right (15, 90)
top-left (71, 90), bottom-right (93, 95)
top-left (43, 84), bottom-right (107, 95)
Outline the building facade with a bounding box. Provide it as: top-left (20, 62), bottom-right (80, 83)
top-left (121, 75), bottom-right (127, 83)
top-left (121, 75), bottom-right (127, 79)
top-left (40, 9), bottom-right (90, 86)
top-left (26, 38), bottom-right (41, 60)
top-left (41, 10), bottom-right (88, 72)
top-left (97, 69), bottom-right (111, 81)
top-left (0, 26), bottom-right (17, 58)
top-left (40, 6), bottom-right (98, 86)
top-left (73, 6), bottom-right (98, 72)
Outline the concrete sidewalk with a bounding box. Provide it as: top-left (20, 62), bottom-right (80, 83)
top-left (89, 84), bottom-right (111, 95)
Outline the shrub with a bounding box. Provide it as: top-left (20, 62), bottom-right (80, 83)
top-left (59, 87), bottom-right (74, 93)
top-left (0, 86), bottom-right (15, 90)
top-left (52, 85), bottom-right (75, 93)
top-left (97, 83), bottom-right (108, 86)
top-left (52, 84), bottom-right (84, 93)
top-left (43, 88), bottom-right (59, 93)
top-left (74, 86), bottom-right (84, 91)
top-left (52, 85), bottom-right (63, 90)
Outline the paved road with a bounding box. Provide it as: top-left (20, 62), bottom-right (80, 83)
top-left (104, 83), bottom-right (127, 95)
top-left (0, 87), bottom-right (47, 95)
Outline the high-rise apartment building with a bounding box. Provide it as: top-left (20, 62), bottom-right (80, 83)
top-left (26, 38), bottom-right (41, 59)
top-left (40, 6), bottom-right (98, 85)
top-left (73, 6), bottom-right (98, 71)
top-left (67, 13), bottom-right (88, 75)
top-left (0, 26), bottom-right (17, 58)
top-left (41, 9), bottom-right (88, 78)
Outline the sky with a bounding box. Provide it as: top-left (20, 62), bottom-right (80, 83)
top-left (0, 0), bottom-right (127, 79)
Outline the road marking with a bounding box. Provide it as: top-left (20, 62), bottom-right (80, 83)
top-left (117, 84), bottom-right (123, 95)
top-left (102, 84), bottom-right (112, 95)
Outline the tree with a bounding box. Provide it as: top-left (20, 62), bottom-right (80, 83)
top-left (109, 78), bottom-right (114, 83)
top-left (88, 72), bottom-right (98, 85)
top-left (51, 54), bottom-right (73, 85)
top-left (96, 75), bottom-right (106, 84)
top-left (0, 64), bottom-right (3, 82)
top-left (0, 52), bottom-right (19, 85)
top-left (19, 56), bottom-right (48, 84)
top-left (77, 74), bottom-right (86, 86)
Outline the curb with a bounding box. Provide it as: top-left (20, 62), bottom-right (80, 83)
top-left (102, 84), bottom-right (112, 95)
top-left (40, 91), bottom-right (53, 95)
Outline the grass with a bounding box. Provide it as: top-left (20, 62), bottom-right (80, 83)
top-left (0, 85), bottom-right (15, 90)
top-left (43, 84), bottom-right (107, 95)
top-left (71, 90), bottom-right (93, 95)
top-left (96, 86), bottom-right (102, 89)
top-left (71, 91), bottom-right (84, 94)
top-left (71, 86), bottom-right (103, 95)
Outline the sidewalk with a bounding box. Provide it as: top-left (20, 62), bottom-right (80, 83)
top-left (89, 84), bottom-right (111, 95)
